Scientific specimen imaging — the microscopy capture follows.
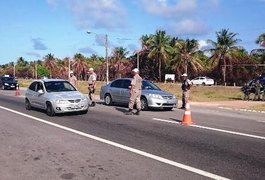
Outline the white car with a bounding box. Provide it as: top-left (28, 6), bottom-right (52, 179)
top-left (25, 79), bottom-right (89, 116)
top-left (191, 77), bottom-right (214, 86)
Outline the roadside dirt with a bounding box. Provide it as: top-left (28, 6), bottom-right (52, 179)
top-left (191, 100), bottom-right (265, 110)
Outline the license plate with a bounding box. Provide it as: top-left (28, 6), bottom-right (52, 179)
top-left (72, 105), bottom-right (80, 109)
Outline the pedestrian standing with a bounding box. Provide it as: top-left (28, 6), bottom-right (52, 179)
top-left (262, 82), bottom-right (265, 101)
top-left (254, 80), bottom-right (261, 101)
top-left (180, 73), bottom-right (192, 109)
top-left (87, 68), bottom-right (97, 106)
top-left (69, 71), bottom-right (78, 87)
top-left (126, 68), bottom-right (143, 115)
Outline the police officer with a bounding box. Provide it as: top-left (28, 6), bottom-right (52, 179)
top-left (126, 68), bottom-right (143, 115)
top-left (254, 80), bottom-right (261, 101)
top-left (262, 83), bottom-right (265, 101)
top-left (87, 68), bottom-right (97, 106)
top-left (69, 70), bottom-right (78, 87)
top-left (180, 73), bottom-right (192, 109)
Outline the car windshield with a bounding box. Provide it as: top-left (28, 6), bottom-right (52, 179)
top-left (142, 80), bottom-right (161, 90)
top-left (2, 77), bottom-right (15, 81)
top-left (44, 81), bottom-right (76, 92)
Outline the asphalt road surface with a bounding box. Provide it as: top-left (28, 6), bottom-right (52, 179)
top-left (0, 89), bottom-right (265, 180)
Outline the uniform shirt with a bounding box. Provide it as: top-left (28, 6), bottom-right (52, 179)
top-left (69, 75), bottom-right (77, 86)
top-left (181, 79), bottom-right (192, 91)
top-left (88, 72), bottom-right (97, 85)
top-left (131, 74), bottom-right (142, 90)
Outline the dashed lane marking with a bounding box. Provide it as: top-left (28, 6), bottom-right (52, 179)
top-left (152, 118), bottom-right (265, 140)
top-left (0, 105), bottom-right (229, 180)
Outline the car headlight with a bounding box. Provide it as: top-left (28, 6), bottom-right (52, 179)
top-left (172, 95), bottom-right (176, 99)
top-left (148, 93), bottom-right (163, 99)
top-left (4, 83), bottom-right (9, 86)
top-left (55, 100), bottom-right (68, 104)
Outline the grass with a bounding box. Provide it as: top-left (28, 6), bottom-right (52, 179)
top-left (158, 83), bottom-right (243, 101)
top-left (18, 79), bottom-right (264, 111)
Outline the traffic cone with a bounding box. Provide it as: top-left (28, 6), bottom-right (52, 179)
top-left (15, 84), bottom-right (20, 96)
top-left (181, 101), bottom-right (193, 125)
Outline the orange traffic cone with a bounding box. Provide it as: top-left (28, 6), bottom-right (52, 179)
top-left (181, 101), bottom-right (193, 125)
top-left (15, 84), bottom-right (20, 96)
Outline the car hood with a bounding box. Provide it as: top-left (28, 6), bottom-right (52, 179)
top-left (49, 91), bottom-right (85, 99)
top-left (142, 89), bottom-right (174, 96)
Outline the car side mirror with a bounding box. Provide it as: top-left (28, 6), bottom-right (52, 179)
top-left (38, 89), bottom-right (44, 94)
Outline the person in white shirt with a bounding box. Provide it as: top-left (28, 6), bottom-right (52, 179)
top-left (69, 71), bottom-right (78, 87)
top-left (87, 68), bottom-right (97, 106)
top-left (180, 73), bottom-right (192, 109)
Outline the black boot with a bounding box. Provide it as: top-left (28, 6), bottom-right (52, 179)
top-left (135, 109), bottom-right (140, 115)
top-left (126, 109), bottom-right (133, 115)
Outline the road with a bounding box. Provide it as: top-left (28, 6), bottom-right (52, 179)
top-left (0, 89), bottom-right (265, 180)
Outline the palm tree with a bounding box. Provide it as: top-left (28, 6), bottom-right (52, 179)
top-left (111, 47), bottom-right (130, 78)
top-left (256, 33), bottom-right (265, 47)
top-left (147, 30), bottom-right (173, 81)
top-left (169, 38), bottom-right (204, 77)
top-left (43, 53), bottom-right (57, 78)
top-left (72, 53), bottom-right (87, 80)
top-left (112, 47), bottom-right (129, 60)
top-left (207, 29), bottom-right (241, 82)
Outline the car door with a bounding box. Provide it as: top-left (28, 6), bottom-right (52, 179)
top-left (34, 82), bottom-right (46, 109)
top-left (109, 79), bottom-right (124, 103)
top-left (26, 82), bottom-right (38, 107)
top-left (120, 79), bottom-right (131, 103)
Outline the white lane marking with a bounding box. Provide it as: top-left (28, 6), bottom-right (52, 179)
top-left (0, 106), bottom-right (229, 180)
top-left (152, 118), bottom-right (265, 140)
top-left (152, 118), bottom-right (181, 124)
top-left (257, 120), bottom-right (265, 123)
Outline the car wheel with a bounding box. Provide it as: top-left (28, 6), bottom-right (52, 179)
top-left (202, 82), bottom-right (206, 86)
top-left (163, 107), bottom-right (173, 111)
top-left (46, 102), bottom-right (55, 116)
top-left (80, 109), bottom-right (88, 115)
top-left (25, 99), bottom-right (32, 110)
top-left (104, 94), bottom-right (112, 106)
top-left (141, 97), bottom-right (148, 111)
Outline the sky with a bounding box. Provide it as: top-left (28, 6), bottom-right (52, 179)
top-left (0, 0), bottom-right (264, 65)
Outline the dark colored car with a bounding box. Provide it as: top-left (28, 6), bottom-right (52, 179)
top-left (241, 76), bottom-right (265, 94)
top-left (0, 76), bottom-right (18, 90)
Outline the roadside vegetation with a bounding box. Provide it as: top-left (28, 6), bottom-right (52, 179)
top-left (1, 30), bottom-right (264, 86)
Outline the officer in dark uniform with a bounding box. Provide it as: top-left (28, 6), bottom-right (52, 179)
top-left (180, 73), bottom-right (192, 109)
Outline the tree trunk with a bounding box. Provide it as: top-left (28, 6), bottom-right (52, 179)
top-left (158, 54), bottom-right (161, 82)
top-left (220, 54), bottom-right (226, 83)
top-left (184, 59), bottom-right (188, 74)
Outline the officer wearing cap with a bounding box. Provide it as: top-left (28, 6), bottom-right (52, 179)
top-left (87, 68), bottom-right (97, 106)
top-left (69, 70), bottom-right (78, 87)
top-left (180, 73), bottom-right (192, 109)
top-left (126, 68), bottom-right (143, 115)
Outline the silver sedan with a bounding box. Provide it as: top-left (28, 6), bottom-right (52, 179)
top-left (25, 79), bottom-right (89, 116)
top-left (100, 78), bottom-right (177, 110)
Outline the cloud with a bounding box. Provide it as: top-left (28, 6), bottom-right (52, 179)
top-left (140, 0), bottom-right (197, 18)
top-left (47, 0), bottom-right (127, 30)
top-left (78, 47), bottom-right (97, 55)
top-left (138, 0), bottom-right (219, 36)
top-left (169, 19), bottom-right (208, 36)
top-left (31, 38), bottom-right (48, 50)
top-left (127, 44), bottom-right (139, 53)
top-left (26, 52), bottom-right (41, 58)
top-left (47, 0), bottom-right (58, 6)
